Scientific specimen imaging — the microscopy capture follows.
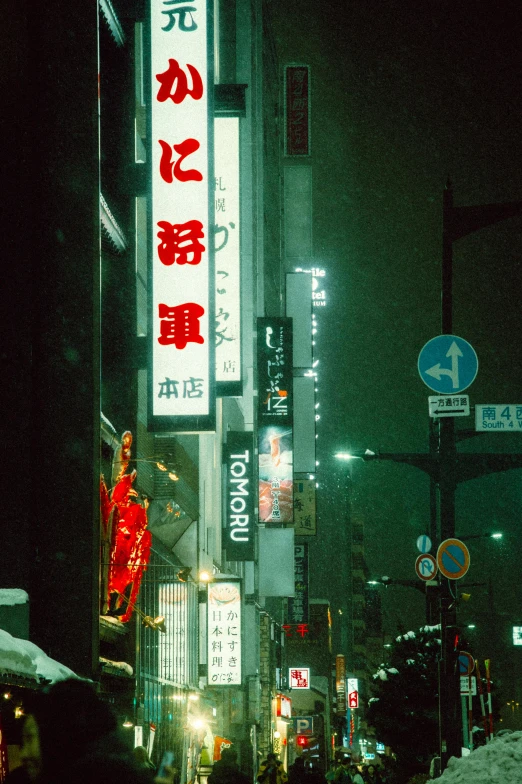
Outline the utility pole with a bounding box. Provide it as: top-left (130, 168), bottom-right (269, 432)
top-left (336, 183), bottom-right (522, 771)
top-left (438, 181), bottom-right (461, 768)
top-left (437, 181), bottom-right (522, 770)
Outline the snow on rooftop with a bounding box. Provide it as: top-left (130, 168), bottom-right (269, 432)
top-left (435, 731), bottom-right (522, 784)
top-left (0, 589), bottom-right (29, 606)
top-left (0, 629), bottom-right (78, 684)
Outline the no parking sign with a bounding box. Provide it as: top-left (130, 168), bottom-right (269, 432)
top-left (437, 538), bottom-right (470, 580)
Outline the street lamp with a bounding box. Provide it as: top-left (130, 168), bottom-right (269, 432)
top-left (367, 576), bottom-right (428, 596)
top-left (456, 531), bottom-right (503, 542)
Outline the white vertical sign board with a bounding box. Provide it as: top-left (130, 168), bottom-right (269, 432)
top-left (150, 0), bottom-right (214, 429)
top-left (207, 581), bottom-right (242, 685)
top-left (214, 117), bottom-right (241, 386)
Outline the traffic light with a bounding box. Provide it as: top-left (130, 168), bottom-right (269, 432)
top-left (296, 735), bottom-right (309, 748)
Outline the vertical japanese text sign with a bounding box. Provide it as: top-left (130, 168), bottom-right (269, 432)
top-left (215, 118), bottom-right (241, 392)
top-left (208, 581), bottom-right (242, 685)
top-left (149, 0), bottom-right (215, 431)
top-left (284, 65), bottom-right (310, 156)
top-left (335, 654), bottom-right (347, 715)
top-left (224, 432), bottom-right (255, 561)
top-left (288, 544), bottom-right (309, 623)
top-left (257, 318), bottom-right (294, 523)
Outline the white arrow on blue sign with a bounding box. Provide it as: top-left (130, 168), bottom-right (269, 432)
top-left (418, 335), bottom-right (478, 394)
top-left (416, 535), bottom-right (432, 554)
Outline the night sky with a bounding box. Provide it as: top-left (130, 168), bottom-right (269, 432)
top-left (267, 0), bottom-right (522, 695)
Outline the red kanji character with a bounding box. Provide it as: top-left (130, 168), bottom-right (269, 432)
top-left (281, 625), bottom-right (293, 638)
top-left (296, 623), bottom-right (309, 638)
top-left (156, 59), bottom-right (203, 103)
top-left (158, 303), bottom-right (205, 349)
top-left (157, 219), bottom-right (205, 265)
top-left (159, 139), bottom-right (203, 183)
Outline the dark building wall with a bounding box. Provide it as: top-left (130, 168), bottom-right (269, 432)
top-left (2, 0), bottom-right (101, 679)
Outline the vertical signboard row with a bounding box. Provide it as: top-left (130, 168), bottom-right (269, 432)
top-left (149, 0), bottom-right (215, 431)
top-left (257, 318), bottom-right (294, 523)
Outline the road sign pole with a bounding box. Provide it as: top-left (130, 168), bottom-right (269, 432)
top-left (438, 181), bottom-right (462, 770)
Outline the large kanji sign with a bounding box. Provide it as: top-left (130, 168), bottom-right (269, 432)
top-left (149, 0), bottom-right (215, 431)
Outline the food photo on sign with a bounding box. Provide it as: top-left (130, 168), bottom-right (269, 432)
top-left (258, 425), bottom-right (293, 522)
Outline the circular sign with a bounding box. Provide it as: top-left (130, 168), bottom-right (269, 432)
top-left (417, 335), bottom-right (478, 394)
top-left (458, 651), bottom-right (475, 676)
top-left (416, 534), bottom-right (432, 554)
top-left (436, 538), bottom-right (470, 580)
top-left (415, 553), bottom-right (438, 582)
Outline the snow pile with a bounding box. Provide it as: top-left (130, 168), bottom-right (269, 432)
top-left (374, 667), bottom-right (399, 681)
top-left (435, 731), bottom-right (522, 784)
top-left (0, 629), bottom-right (77, 684)
top-left (0, 589), bottom-right (29, 606)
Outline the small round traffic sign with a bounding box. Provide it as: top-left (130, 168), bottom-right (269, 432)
top-left (415, 553), bottom-right (438, 581)
top-left (416, 534), bottom-right (432, 554)
top-left (437, 538), bottom-right (470, 580)
top-left (418, 335), bottom-right (478, 394)
top-left (458, 651), bottom-right (475, 676)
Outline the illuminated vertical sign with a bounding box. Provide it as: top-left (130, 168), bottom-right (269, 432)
top-left (214, 118), bottom-right (241, 392)
top-left (294, 479), bottom-right (316, 535)
top-left (348, 678), bottom-right (359, 709)
top-left (284, 65), bottom-right (310, 156)
top-left (288, 544), bottom-right (309, 623)
top-left (224, 432), bottom-right (255, 561)
top-left (257, 318), bottom-right (294, 523)
top-left (149, 0), bottom-right (215, 431)
top-left (208, 581), bottom-right (242, 685)
top-left (335, 655), bottom-right (347, 714)
top-left (289, 667), bottom-right (310, 689)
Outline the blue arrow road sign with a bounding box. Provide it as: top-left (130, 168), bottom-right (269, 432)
top-left (418, 335), bottom-right (478, 394)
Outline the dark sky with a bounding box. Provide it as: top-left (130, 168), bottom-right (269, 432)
top-left (268, 0), bottom-right (522, 687)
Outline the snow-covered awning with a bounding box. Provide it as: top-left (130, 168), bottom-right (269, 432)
top-left (0, 629), bottom-right (78, 684)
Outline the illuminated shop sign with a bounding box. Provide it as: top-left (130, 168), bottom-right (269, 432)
top-left (208, 581), bottom-right (241, 685)
top-left (289, 667), bottom-right (310, 689)
top-left (224, 432), bottom-right (255, 561)
top-left (214, 117), bottom-right (241, 392)
top-left (284, 65), bottom-right (310, 156)
top-left (293, 479), bottom-right (316, 535)
top-left (276, 694), bottom-right (292, 718)
top-left (348, 677), bottom-right (359, 708)
top-left (288, 544), bottom-right (309, 624)
top-left (294, 267), bottom-right (327, 307)
top-left (336, 654), bottom-right (347, 714)
top-left (149, 0), bottom-right (215, 431)
top-left (257, 318), bottom-right (294, 523)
